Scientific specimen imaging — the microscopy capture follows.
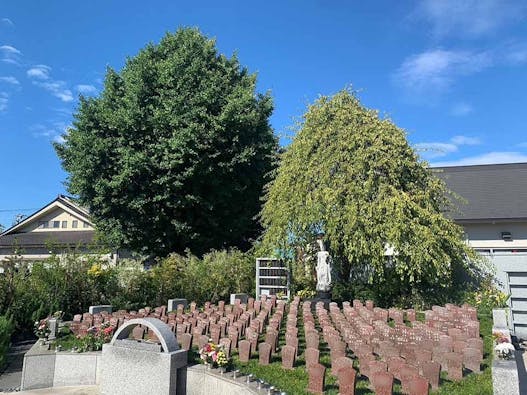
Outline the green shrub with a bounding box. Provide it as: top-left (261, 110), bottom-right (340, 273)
top-left (463, 274), bottom-right (509, 315)
top-left (0, 248), bottom-right (256, 332)
top-left (0, 315), bottom-right (13, 369)
top-left (154, 249), bottom-right (255, 306)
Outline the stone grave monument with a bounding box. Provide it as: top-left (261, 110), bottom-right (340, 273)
top-left (100, 317), bottom-right (187, 395)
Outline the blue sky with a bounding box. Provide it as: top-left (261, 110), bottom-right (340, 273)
top-left (1, 0), bottom-right (526, 228)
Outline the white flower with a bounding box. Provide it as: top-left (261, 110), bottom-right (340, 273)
top-left (495, 342), bottom-right (515, 358)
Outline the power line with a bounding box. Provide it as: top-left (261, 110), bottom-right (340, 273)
top-left (0, 208), bottom-right (39, 213)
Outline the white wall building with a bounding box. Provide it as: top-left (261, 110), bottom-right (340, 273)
top-left (437, 162), bottom-right (527, 338)
top-left (0, 195), bottom-right (117, 264)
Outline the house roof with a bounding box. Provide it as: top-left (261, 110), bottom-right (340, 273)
top-left (0, 231), bottom-right (95, 248)
top-left (0, 195), bottom-right (92, 237)
top-left (434, 162), bottom-right (527, 222)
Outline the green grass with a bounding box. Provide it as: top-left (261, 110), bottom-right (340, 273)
top-left (54, 333), bottom-right (82, 351)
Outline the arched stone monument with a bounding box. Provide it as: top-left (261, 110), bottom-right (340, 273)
top-left (100, 317), bottom-right (187, 395)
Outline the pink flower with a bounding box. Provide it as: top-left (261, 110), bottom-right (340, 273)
top-left (212, 353), bottom-right (218, 362)
top-left (103, 326), bottom-right (113, 335)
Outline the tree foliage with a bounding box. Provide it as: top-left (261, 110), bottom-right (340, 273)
top-left (261, 89), bottom-right (477, 306)
top-left (56, 28), bottom-right (277, 256)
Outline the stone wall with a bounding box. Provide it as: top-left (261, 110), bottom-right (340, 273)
top-left (21, 343), bottom-right (101, 390)
top-left (22, 342), bottom-right (262, 394)
top-left (186, 365), bottom-right (259, 395)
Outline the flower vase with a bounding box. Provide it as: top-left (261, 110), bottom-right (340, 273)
top-left (38, 338), bottom-right (46, 346)
top-left (219, 366), bottom-right (225, 375)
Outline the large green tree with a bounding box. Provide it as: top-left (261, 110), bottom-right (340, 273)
top-left (261, 89), bottom-right (477, 306)
top-left (56, 28), bottom-right (277, 256)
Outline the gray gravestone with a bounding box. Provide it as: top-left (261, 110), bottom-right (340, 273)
top-left (230, 293), bottom-right (249, 305)
top-left (493, 308), bottom-right (508, 329)
top-left (89, 305), bottom-right (112, 315)
top-left (47, 318), bottom-right (59, 341)
top-left (168, 298), bottom-right (188, 312)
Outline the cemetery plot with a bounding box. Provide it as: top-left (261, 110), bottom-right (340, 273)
top-left (63, 296), bottom-right (484, 394)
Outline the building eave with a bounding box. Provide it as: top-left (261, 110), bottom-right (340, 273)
top-left (0, 195), bottom-right (93, 237)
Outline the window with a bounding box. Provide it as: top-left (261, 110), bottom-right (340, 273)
top-left (62, 221), bottom-right (67, 228)
top-left (53, 221), bottom-right (60, 228)
top-left (72, 220), bottom-right (78, 228)
top-left (38, 221), bottom-right (47, 229)
top-left (83, 222), bottom-right (89, 228)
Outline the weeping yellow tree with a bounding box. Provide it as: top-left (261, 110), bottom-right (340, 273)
top-left (260, 89), bottom-right (478, 306)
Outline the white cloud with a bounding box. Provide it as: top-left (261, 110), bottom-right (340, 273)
top-left (0, 45), bottom-right (22, 65)
top-left (33, 81), bottom-right (73, 102)
top-left (27, 64), bottom-right (73, 102)
top-left (53, 135), bottom-right (66, 144)
top-left (451, 135), bottom-right (481, 146)
top-left (450, 102), bottom-right (473, 116)
top-left (394, 49), bottom-right (491, 93)
top-left (1, 18), bottom-right (14, 27)
top-left (0, 45), bottom-right (20, 55)
top-left (0, 76), bottom-right (19, 85)
top-left (27, 64), bottom-right (51, 80)
top-left (415, 142), bottom-right (458, 158)
top-left (31, 121), bottom-right (71, 142)
top-left (432, 151), bottom-right (527, 167)
top-left (75, 84), bottom-right (97, 94)
top-left (416, 0), bottom-right (527, 38)
top-left (416, 135), bottom-right (481, 158)
top-left (0, 92), bottom-right (8, 112)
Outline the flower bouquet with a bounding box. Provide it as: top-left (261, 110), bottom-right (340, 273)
top-left (493, 330), bottom-right (515, 359)
top-left (34, 318), bottom-right (51, 340)
top-left (76, 322), bottom-right (115, 352)
top-left (199, 340), bottom-right (230, 371)
top-left (495, 341), bottom-right (515, 359)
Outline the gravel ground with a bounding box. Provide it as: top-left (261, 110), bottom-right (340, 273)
top-left (0, 340), bottom-right (35, 393)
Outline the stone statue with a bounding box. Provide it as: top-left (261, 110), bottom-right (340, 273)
top-left (316, 238), bottom-right (332, 292)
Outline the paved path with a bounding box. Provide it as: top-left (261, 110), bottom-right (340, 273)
top-left (0, 340), bottom-right (34, 393)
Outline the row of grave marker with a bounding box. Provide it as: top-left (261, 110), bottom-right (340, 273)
top-left (69, 296), bottom-right (481, 394)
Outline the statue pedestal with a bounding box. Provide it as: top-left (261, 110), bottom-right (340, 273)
top-left (316, 291), bottom-right (331, 300)
top-left (309, 291), bottom-right (332, 310)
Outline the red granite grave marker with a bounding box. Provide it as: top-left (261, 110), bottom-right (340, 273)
top-left (281, 345), bottom-right (296, 370)
top-left (258, 342), bottom-right (272, 365)
top-left (238, 339), bottom-right (251, 363)
top-left (307, 363), bottom-right (325, 394)
top-left (371, 371), bottom-right (393, 395)
top-left (337, 365), bottom-right (356, 395)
